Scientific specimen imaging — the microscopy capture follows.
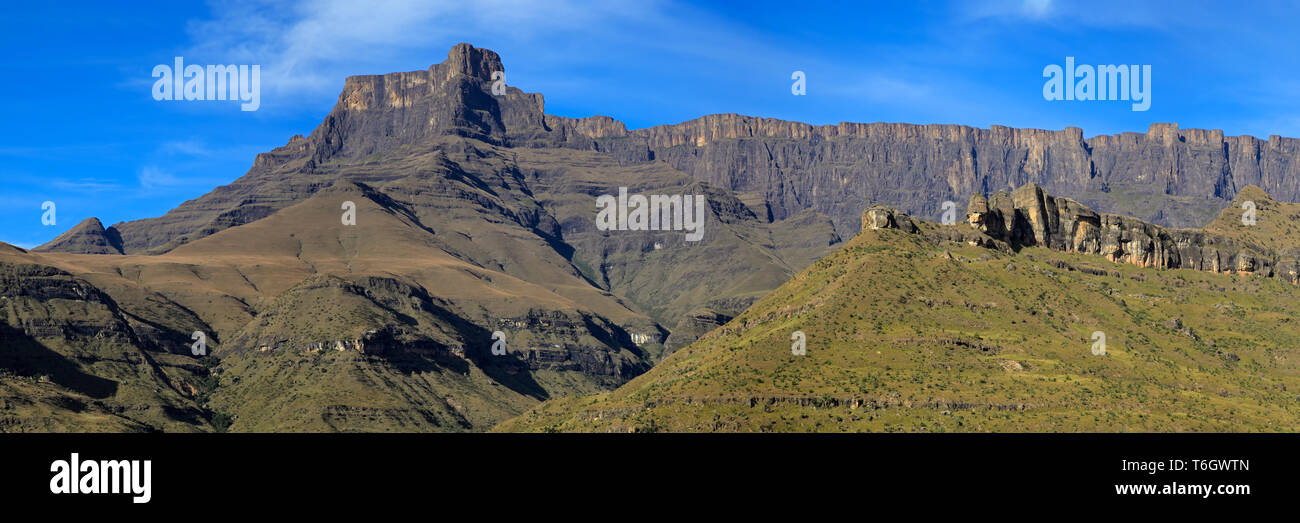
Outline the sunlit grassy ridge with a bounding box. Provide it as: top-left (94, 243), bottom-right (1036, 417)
top-left (498, 227), bottom-right (1300, 432)
top-left (1204, 185), bottom-right (1300, 256)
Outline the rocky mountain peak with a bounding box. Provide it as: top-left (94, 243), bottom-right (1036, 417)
top-left (31, 217), bottom-right (122, 255)
top-left (306, 43), bottom-right (551, 163)
top-left (439, 42), bottom-right (504, 82)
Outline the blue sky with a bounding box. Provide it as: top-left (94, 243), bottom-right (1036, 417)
top-left (4, 0), bottom-right (1300, 248)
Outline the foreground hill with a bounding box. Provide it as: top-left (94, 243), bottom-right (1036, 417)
top-left (0, 244), bottom-right (211, 431)
top-left (498, 184), bottom-right (1300, 432)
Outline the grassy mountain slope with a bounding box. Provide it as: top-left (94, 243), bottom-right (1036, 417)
top-left (1204, 185), bottom-right (1300, 256)
top-left (498, 224), bottom-right (1300, 432)
top-left (18, 180), bottom-right (657, 432)
top-left (0, 246), bottom-right (215, 432)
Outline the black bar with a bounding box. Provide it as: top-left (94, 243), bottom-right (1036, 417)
top-left (0, 433), bottom-right (1288, 512)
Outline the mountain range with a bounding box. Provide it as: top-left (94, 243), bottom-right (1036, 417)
top-left (7, 43), bottom-right (1300, 432)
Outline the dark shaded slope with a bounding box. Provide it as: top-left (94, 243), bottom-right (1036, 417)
top-left (0, 252), bottom-right (214, 432)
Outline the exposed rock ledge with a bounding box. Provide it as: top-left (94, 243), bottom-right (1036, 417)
top-left (864, 182), bottom-right (1300, 283)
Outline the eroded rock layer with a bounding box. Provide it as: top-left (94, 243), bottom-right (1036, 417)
top-left (869, 182), bottom-right (1300, 283)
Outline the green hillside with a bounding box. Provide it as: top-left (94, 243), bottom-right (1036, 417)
top-left (498, 225), bottom-right (1300, 432)
top-left (1204, 185), bottom-right (1300, 256)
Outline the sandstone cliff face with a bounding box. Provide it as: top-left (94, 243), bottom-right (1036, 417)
top-left (494, 310), bottom-right (654, 378)
top-left (662, 308), bottom-right (734, 354)
top-left (869, 182), bottom-right (1300, 284)
top-left (307, 42), bottom-right (557, 161)
top-left (538, 113), bottom-right (1300, 237)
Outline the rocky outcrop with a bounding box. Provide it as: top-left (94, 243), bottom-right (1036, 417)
top-left (518, 344), bottom-right (646, 378)
top-left (494, 310), bottom-right (655, 378)
top-left (863, 206), bottom-right (919, 234)
top-left (543, 115), bottom-right (628, 139)
top-left (870, 182), bottom-right (1300, 283)
top-left (32, 217), bottom-right (122, 255)
top-left (663, 308), bottom-right (734, 353)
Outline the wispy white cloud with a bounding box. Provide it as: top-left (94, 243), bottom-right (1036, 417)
top-left (139, 166), bottom-right (183, 189)
top-left (177, 0), bottom-right (940, 123)
top-left (156, 138), bottom-right (265, 162)
top-left (819, 75), bottom-right (937, 105)
top-left (184, 0), bottom-right (638, 101)
top-left (959, 0), bottom-right (1053, 21)
top-left (0, 144), bottom-right (126, 159)
top-left (52, 178), bottom-right (124, 192)
top-left (159, 139), bottom-right (212, 157)
top-left (1022, 0), bottom-right (1052, 18)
